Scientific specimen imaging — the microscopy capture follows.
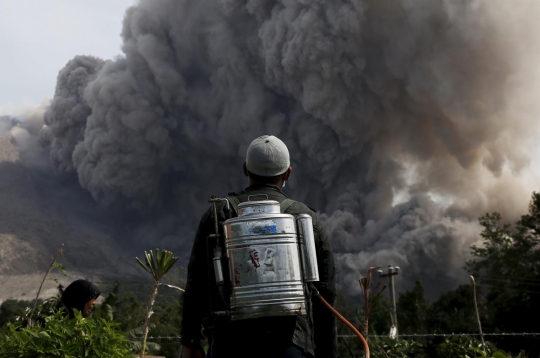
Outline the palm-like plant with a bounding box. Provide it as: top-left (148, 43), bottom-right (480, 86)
top-left (136, 249), bottom-right (179, 358)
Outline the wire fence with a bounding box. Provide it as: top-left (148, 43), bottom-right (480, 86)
top-left (131, 332), bottom-right (540, 341)
top-left (338, 333), bottom-right (540, 338)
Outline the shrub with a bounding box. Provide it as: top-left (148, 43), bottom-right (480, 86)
top-left (371, 338), bottom-right (424, 357)
top-left (0, 309), bottom-right (132, 358)
top-left (436, 335), bottom-right (504, 358)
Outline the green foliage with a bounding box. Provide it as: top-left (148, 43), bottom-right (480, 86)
top-left (466, 191), bottom-right (540, 355)
top-left (125, 324), bottom-right (161, 353)
top-left (436, 336), bottom-right (503, 358)
top-left (112, 290), bottom-right (146, 332)
top-left (426, 284), bottom-right (479, 334)
top-left (50, 262), bottom-right (67, 280)
top-left (0, 294), bottom-right (61, 333)
top-left (397, 279), bottom-right (429, 334)
top-left (91, 283), bottom-right (183, 357)
top-left (0, 309), bottom-right (132, 358)
top-left (371, 338), bottom-right (424, 358)
top-left (93, 282), bottom-right (120, 321)
top-left (364, 295), bottom-right (391, 335)
top-left (0, 300), bottom-right (39, 331)
top-left (147, 295), bottom-right (182, 357)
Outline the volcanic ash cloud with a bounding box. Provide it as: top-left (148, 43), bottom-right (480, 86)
top-left (40, 0), bottom-right (540, 294)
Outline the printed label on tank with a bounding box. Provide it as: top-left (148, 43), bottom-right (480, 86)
top-left (246, 220), bottom-right (278, 235)
top-left (247, 225), bottom-right (277, 235)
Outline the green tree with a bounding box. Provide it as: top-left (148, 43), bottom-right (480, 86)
top-left (113, 290), bottom-right (146, 332)
top-left (397, 279), bottom-right (429, 334)
top-left (426, 284), bottom-right (479, 335)
top-left (150, 295), bottom-right (183, 357)
top-left (466, 191), bottom-right (540, 356)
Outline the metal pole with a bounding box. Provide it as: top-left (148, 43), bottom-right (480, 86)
top-left (379, 265), bottom-right (400, 340)
top-left (388, 266), bottom-right (398, 341)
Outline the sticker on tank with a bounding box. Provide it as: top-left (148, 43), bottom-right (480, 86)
top-left (245, 220), bottom-right (278, 235)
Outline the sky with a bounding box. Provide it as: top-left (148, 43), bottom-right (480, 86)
top-left (0, 0), bottom-right (136, 114)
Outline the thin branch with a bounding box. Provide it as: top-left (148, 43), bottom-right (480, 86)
top-left (470, 275), bottom-right (486, 356)
top-left (140, 282), bottom-right (159, 358)
top-left (28, 243), bottom-right (64, 327)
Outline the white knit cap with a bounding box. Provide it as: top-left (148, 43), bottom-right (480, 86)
top-left (246, 135), bottom-right (290, 177)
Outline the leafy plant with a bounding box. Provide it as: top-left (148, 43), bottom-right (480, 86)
top-left (371, 338), bottom-right (424, 357)
top-left (436, 336), bottom-right (500, 358)
top-left (0, 309), bottom-right (132, 357)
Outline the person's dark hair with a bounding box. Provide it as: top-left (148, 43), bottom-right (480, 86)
top-left (247, 171), bottom-right (286, 185)
top-left (56, 279), bottom-right (101, 318)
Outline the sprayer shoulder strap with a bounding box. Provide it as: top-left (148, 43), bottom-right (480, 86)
top-left (226, 196), bottom-right (296, 215)
top-left (227, 196), bottom-right (241, 215)
top-left (280, 198), bottom-right (296, 213)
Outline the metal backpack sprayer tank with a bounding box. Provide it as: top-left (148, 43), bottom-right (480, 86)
top-left (209, 196), bottom-right (318, 320)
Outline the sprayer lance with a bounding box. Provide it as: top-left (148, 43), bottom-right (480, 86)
top-left (208, 197), bottom-right (231, 309)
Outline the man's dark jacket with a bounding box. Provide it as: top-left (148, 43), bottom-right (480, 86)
top-left (181, 184), bottom-right (336, 357)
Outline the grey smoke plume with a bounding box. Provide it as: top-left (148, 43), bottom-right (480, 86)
top-left (43, 56), bottom-right (104, 174)
top-left (40, 0), bottom-right (540, 295)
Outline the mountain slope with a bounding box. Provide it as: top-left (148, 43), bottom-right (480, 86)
top-left (0, 135), bottom-right (141, 302)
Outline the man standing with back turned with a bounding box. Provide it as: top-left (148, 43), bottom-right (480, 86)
top-left (181, 135), bottom-right (336, 358)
